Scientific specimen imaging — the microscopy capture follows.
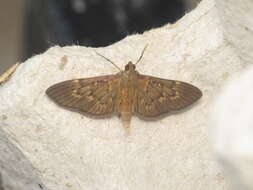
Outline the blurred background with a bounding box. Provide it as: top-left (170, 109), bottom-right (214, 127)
top-left (0, 0), bottom-right (201, 75)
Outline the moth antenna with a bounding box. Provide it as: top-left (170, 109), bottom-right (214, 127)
top-left (135, 44), bottom-right (148, 66)
top-left (95, 51), bottom-right (122, 71)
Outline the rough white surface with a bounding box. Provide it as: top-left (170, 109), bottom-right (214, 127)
top-left (210, 66), bottom-right (253, 190)
top-left (1, 0), bottom-right (252, 189)
top-left (0, 129), bottom-right (49, 190)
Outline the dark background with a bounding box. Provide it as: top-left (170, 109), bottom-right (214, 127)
top-left (0, 0), bottom-right (201, 74)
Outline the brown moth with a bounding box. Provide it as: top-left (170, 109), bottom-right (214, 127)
top-left (46, 46), bottom-right (202, 130)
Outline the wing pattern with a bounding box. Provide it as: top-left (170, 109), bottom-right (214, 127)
top-left (135, 74), bottom-right (202, 117)
top-left (46, 75), bottom-right (120, 116)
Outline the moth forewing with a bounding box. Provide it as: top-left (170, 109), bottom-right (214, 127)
top-left (46, 75), bottom-right (121, 116)
top-left (135, 74), bottom-right (202, 117)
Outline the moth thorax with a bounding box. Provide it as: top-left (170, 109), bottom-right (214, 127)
top-left (125, 62), bottom-right (136, 71)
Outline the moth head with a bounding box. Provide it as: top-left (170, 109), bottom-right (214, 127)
top-left (125, 61), bottom-right (136, 71)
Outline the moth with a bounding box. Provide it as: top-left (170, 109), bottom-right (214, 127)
top-left (46, 46), bottom-right (202, 130)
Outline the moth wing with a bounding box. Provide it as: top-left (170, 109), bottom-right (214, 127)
top-left (46, 75), bottom-right (121, 116)
top-left (135, 74), bottom-right (202, 117)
